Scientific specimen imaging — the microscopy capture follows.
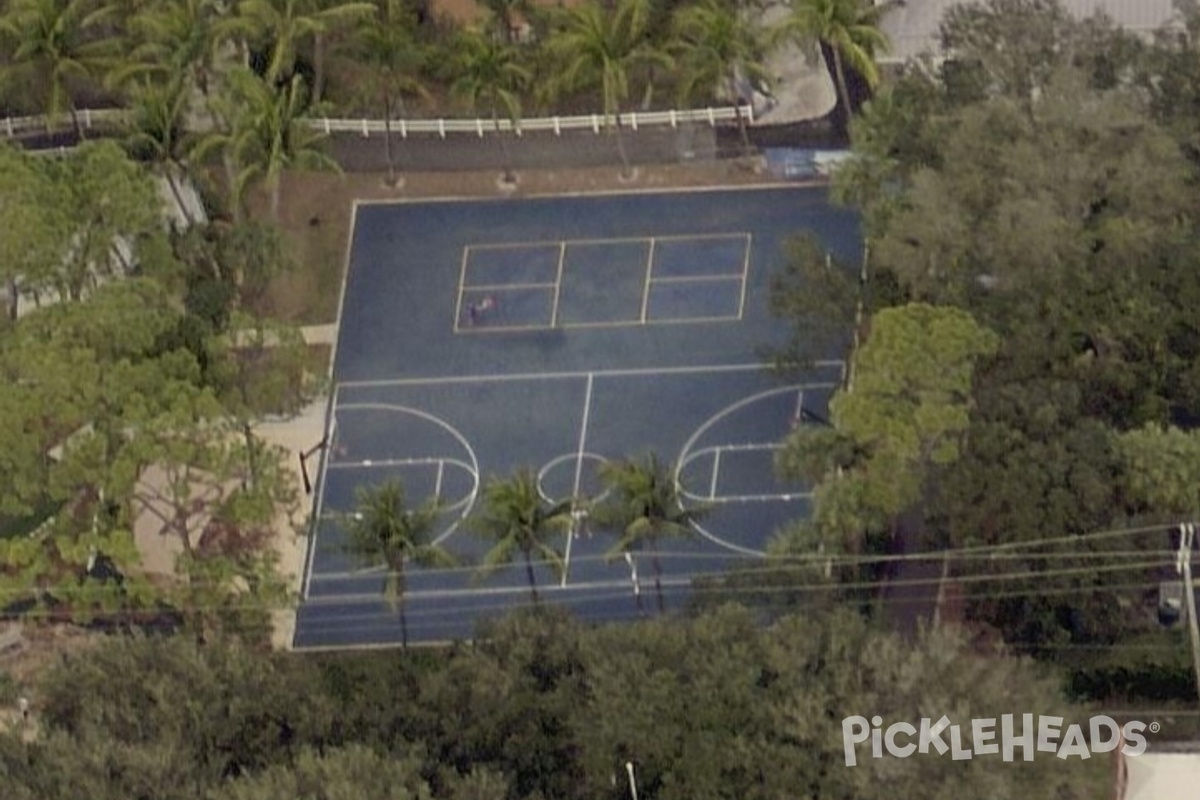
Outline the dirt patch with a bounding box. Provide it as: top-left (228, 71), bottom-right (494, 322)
top-left (268, 159), bottom-right (789, 325)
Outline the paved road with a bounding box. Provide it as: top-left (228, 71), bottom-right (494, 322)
top-left (10, 113), bottom-right (843, 171)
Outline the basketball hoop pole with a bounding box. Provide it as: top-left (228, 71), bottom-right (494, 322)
top-left (299, 437), bottom-right (328, 496)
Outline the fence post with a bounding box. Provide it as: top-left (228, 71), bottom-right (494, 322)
top-left (400, 119), bottom-right (407, 139)
top-left (630, 111), bottom-right (638, 131)
top-left (669, 109), bottom-right (677, 128)
top-left (591, 114), bottom-right (599, 134)
top-left (554, 117), bottom-right (561, 136)
top-left (438, 118), bottom-right (446, 139)
top-left (707, 107), bottom-right (715, 126)
top-left (477, 118), bottom-right (484, 137)
top-left (361, 118), bottom-right (369, 137)
top-left (746, 103), bottom-right (754, 124)
top-left (84, 108), bottom-right (92, 129)
top-left (324, 118), bottom-right (331, 135)
top-left (4, 117), bottom-right (11, 137)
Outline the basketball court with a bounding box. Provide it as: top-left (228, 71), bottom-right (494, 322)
top-left (294, 186), bottom-right (861, 648)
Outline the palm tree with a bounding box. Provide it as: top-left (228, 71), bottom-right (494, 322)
top-left (773, 0), bottom-right (889, 128)
top-left (351, 0), bottom-right (428, 188)
top-left (475, 0), bottom-right (532, 43)
top-left (119, 0), bottom-right (235, 120)
top-left (451, 30), bottom-right (531, 185)
top-left (122, 78), bottom-right (198, 227)
top-left (230, 0), bottom-right (373, 97)
top-left (543, 0), bottom-right (672, 179)
top-left (672, 0), bottom-right (772, 153)
top-left (201, 67), bottom-right (339, 222)
top-left (594, 453), bottom-right (706, 613)
top-left (342, 479), bottom-right (456, 648)
top-left (472, 469), bottom-right (573, 604)
top-left (0, 0), bottom-right (119, 138)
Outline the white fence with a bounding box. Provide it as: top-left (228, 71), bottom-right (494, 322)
top-left (313, 105), bottom-right (754, 137)
top-left (1, 107), bottom-right (127, 137)
top-left (3, 104), bottom-right (753, 141)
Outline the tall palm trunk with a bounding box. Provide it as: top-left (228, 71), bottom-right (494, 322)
top-left (728, 71), bottom-right (752, 153)
top-left (382, 94), bottom-right (398, 186)
top-left (613, 109), bottom-right (633, 179)
top-left (829, 43), bottom-right (852, 132)
top-left (650, 543), bottom-right (665, 613)
top-left (6, 277), bottom-right (19, 322)
top-left (735, 103), bottom-right (751, 154)
top-left (242, 422), bottom-right (260, 490)
top-left (399, 601), bottom-right (409, 648)
top-left (389, 563), bottom-right (410, 649)
top-left (313, 32), bottom-right (327, 103)
top-left (164, 165), bottom-right (197, 227)
top-left (223, 153), bottom-right (243, 224)
top-left (269, 173), bottom-right (283, 223)
top-left (491, 100), bottom-right (516, 183)
top-left (68, 100), bottom-right (86, 141)
top-left (523, 549), bottom-right (540, 604)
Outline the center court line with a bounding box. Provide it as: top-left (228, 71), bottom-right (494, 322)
top-left (640, 238), bottom-right (655, 323)
top-left (562, 372), bottom-right (594, 587)
top-left (551, 240), bottom-right (566, 327)
top-left (338, 360), bottom-right (845, 389)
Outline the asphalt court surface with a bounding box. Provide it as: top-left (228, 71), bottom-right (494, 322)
top-left (296, 186), bottom-right (861, 648)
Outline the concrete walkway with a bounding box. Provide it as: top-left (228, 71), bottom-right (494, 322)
top-left (301, 324), bottom-right (336, 346)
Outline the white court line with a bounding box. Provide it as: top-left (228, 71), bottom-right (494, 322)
top-left (454, 246), bottom-right (470, 333)
top-left (562, 372), bottom-right (595, 587)
top-left (466, 240), bottom-right (567, 252)
top-left (674, 384), bottom-right (833, 558)
top-left (466, 232), bottom-right (754, 251)
top-left (452, 314), bottom-right (741, 333)
top-left (326, 456), bottom-right (474, 472)
top-left (709, 449), bottom-right (721, 500)
top-left (649, 231), bottom-right (752, 244)
top-left (563, 234), bottom-right (659, 248)
top-left (456, 322), bottom-right (554, 334)
top-left (640, 237), bottom-right (655, 323)
top-left (304, 383), bottom-right (341, 601)
top-left (462, 281), bottom-right (558, 292)
top-left (551, 241), bottom-right (566, 327)
top-left (599, 315), bottom-right (739, 327)
top-left (304, 574), bottom-right (700, 605)
top-left (649, 273), bottom-right (743, 284)
top-left (339, 361), bottom-right (844, 389)
top-left (737, 233), bottom-right (752, 320)
top-left (681, 489), bottom-right (813, 504)
top-left (331, 402), bottom-right (482, 547)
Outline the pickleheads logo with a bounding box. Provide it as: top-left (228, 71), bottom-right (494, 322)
top-left (841, 714), bottom-right (1150, 766)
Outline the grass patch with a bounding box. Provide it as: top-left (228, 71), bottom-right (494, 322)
top-left (257, 173), bottom-right (357, 325)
